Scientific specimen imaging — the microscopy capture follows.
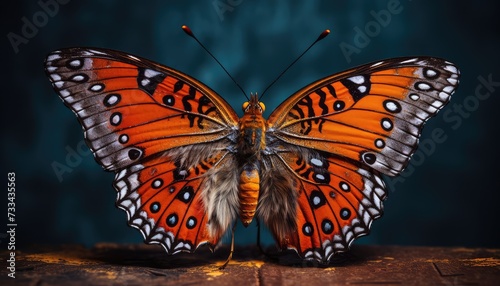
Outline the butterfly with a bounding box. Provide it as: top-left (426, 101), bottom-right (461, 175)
top-left (44, 29), bottom-right (459, 265)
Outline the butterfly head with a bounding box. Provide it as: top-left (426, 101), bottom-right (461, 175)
top-left (242, 93), bottom-right (265, 115)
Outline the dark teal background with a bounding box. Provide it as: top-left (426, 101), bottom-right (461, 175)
top-left (2, 0), bottom-right (499, 252)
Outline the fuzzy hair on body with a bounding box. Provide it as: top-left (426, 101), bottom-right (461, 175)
top-left (165, 137), bottom-right (305, 245)
top-left (165, 140), bottom-right (240, 239)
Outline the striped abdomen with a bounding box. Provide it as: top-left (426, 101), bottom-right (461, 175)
top-left (239, 165), bottom-right (260, 226)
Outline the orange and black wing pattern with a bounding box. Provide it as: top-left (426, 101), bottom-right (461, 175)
top-left (268, 57), bottom-right (459, 176)
top-left (265, 57), bottom-right (460, 261)
top-left (45, 48), bottom-right (238, 171)
top-left (45, 48), bottom-right (239, 253)
top-left (114, 149), bottom-right (232, 253)
top-left (272, 150), bottom-right (386, 261)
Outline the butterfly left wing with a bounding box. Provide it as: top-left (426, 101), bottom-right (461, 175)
top-left (114, 147), bottom-right (234, 253)
top-left (45, 48), bottom-right (239, 171)
top-left (263, 57), bottom-right (459, 261)
top-left (45, 48), bottom-right (241, 254)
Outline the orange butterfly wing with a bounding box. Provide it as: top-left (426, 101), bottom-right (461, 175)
top-left (273, 151), bottom-right (386, 261)
top-left (269, 57), bottom-right (459, 176)
top-left (46, 48), bottom-right (238, 171)
top-left (114, 149), bottom-right (232, 253)
top-left (45, 48), bottom-right (239, 253)
top-left (265, 57), bottom-right (460, 261)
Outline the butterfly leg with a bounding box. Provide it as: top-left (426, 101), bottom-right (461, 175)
top-left (256, 219), bottom-right (266, 255)
top-left (256, 219), bottom-right (281, 263)
top-left (219, 222), bottom-right (237, 269)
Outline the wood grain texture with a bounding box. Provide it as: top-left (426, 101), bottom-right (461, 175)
top-left (2, 244), bottom-right (499, 285)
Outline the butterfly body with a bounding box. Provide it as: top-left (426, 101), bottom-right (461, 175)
top-left (45, 47), bottom-right (459, 263)
top-left (237, 94), bottom-right (267, 225)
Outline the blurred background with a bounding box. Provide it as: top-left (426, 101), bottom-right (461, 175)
top-left (2, 0), bottom-right (499, 252)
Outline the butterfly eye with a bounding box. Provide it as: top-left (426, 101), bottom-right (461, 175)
top-left (242, 101), bottom-right (250, 111)
top-left (258, 102), bottom-right (266, 112)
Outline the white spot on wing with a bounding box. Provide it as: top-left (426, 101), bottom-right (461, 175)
top-left (111, 114), bottom-right (121, 125)
top-left (374, 187), bottom-right (385, 197)
top-left (417, 82), bottom-right (432, 90)
top-left (374, 175), bottom-right (384, 187)
top-left (47, 54), bottom-right (61, 61)
top-left (382, 119), bottom-right (392, 130)
top-left (439, 92), bottom-right (450, 100)
top-left (340, 182), bottom-right (349, 191)
top-left (153, 179), bottom-right (162, 188)
top-left (90, 84), bottom-right (104, 92)
top-left (115, 180), bottom-right (126, 190)
top-left (410, 94), bottom-right (420, 101)
top-left (81, 51), bottom-right (94, 56)
top-left (348, 75), bottom-right (365, 84)
top-left (443, 86), bottom-right (454, 93)
top-left (447, 77), bottom-right (458, 85)
top-left (128, 55), bottom-right (140, 61)
top-left (118, 187), bottom-right (127, 200)
top-left (69, 59), bottom-right (82, 67)
top-left (54, 81), bottom-right (64, 88)
top-left (132, 218), bottom-right (142, 226)
top-left (116, 169), bottom-right (127, 180)
top-left (72, 75), bottom-right (85, 82)
top-left (432, 100), bottom-right (444, 108)
top-left (401, 58), bottom-right (418, 64)
top-left (425, 68), bottom-right (437, 78)
top-left (143, 224), bottom-right (151, 236)
top-left (174, 242), bottom-right (185, 250)
top-left (144, 68), bottom-right (162, 78)
top-left (88, 49), bottom-right (107, 55)
top-left (384, 101), bottom-right (398, 112)
top-left (444, 65), bottom-right (458, 74)
top-left (107, 94), bottom-right (119, 105)
top-left (310, 158), bottom-right (323, 167)
top-left (313, 196), bottom-right (321, 206)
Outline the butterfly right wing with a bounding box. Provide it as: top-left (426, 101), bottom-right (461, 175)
top-left (261, 57), bottom-right (459, 262)
top-left (267, 57), bottom-right (459, 176)
top-left (261, 149), bottom-right (386, 262)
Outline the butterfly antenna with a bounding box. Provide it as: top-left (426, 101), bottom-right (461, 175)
top-left (259, 29), bottom-right (330, 100)
top-left (182, 25), bottom-right (249, 100)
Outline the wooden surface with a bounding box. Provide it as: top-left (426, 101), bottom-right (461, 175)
top-left (1, 243), bottom-right (499, 285)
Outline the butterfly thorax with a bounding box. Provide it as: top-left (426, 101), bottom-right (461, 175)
top-left (238, 95), bottom-right (267, 156)
top-left (237, 94), bottom-right (267, 226)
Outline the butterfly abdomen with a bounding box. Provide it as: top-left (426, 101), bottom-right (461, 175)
top-left (238, 163), bottom-right (260, 226)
